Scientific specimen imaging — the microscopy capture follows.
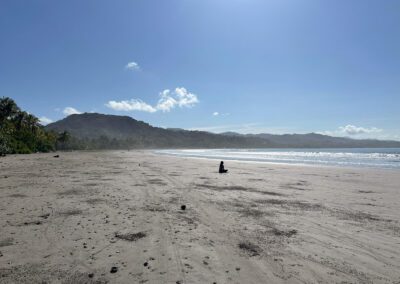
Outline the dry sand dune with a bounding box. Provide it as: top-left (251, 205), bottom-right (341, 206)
top-left (1, 151), bottom-right (400, 283)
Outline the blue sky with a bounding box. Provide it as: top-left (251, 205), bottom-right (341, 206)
top-left (1, 0), bottom-right (399, 140)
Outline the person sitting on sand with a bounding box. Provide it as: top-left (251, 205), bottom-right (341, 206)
top-left (219, 161), bottom-right (228, 173)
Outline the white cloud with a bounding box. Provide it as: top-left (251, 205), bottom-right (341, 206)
top-left (105, 87), bottom-right (199, 113)
top-left (338, 125), bottom-right (382, 135)
top-left (63, 107), bottom-right (82, 116)
top-left (125, 61), bottom-right (140, 70)
top-left (156, 90), bottom-right (177, 112)
top-left (39, 116), bottom-right (53, 125)
top-left (154, 87), bottom-right (199, 112)
top-left (105, 100), bottom-right (156, 113)
top-left (213, 112), bottom-right (219, 116)
top-left (174, 87), bottom-right (199, 108)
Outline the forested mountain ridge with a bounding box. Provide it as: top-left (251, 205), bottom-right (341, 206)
top-left (221, 132), bottom-right (400, 148)
top-left (45, 113), bottom-right (274, 149)
top-left (46, 113), bottom-right (400, 149)
top-left (2, 96), bottom-right (399, 155)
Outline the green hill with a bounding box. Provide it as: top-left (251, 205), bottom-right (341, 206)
top-left (45, 113), bottom-right (400, 149)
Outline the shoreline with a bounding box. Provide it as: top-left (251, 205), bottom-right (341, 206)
top-left (153, 150), bottom-right (400, 172)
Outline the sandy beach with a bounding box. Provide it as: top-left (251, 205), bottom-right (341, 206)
top-left (0, 150), bottom-right (400, 284)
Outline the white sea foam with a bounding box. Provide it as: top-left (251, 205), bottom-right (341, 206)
top-left (156, 148), bottom-right (400, 169)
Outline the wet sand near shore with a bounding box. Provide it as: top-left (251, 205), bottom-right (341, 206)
top-left (1, 150), bottom-right (400, 283)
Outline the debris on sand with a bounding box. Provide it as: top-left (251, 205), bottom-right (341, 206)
top-left (53, 155), bottom-right (60, 158)
top-left (114, 231), bottom-right (146, 242)
top-left (181, 205), bottom-right (186, 211)
top-left (143, 262), bottom-right (148, 267)
top-left (88, 273), bottom-right (94, 278)
top-left (110, 267), bottom-right (118, 273)
top-left (238, 241), bottom-right (261, 256)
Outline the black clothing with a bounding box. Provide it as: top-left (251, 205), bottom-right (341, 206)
top-left (219, 161), bottom-right (228, 173)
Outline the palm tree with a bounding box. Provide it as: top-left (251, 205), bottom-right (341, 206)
top-left (14, 111), bottom-right (29, 131)
top-left (0, 97), bottom-right (20, 123)
top-left (26, 113), bottom-right (39, 134)
top-left (58, 131), bottom-right (70, 142)
top-left (57, 131), bottom-right (70, 150)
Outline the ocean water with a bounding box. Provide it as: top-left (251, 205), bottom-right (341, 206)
top-left (156, 148), bottom-right (400, 169)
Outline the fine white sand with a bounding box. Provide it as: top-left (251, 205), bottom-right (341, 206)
top-left (0, 150), bottom-right (400, 283)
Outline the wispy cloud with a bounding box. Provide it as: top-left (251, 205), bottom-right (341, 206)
top-left (105, 87), bottom-right (199, 113)
top-left (321, 124), bottom-right (382, 137)
top-left (63, 107), bottom-right (82, 116)
top-left (190, 123), bottom-right (292, 134)
top-left (39, 116), bottom-right (53, 125)
top-left (212, 111), bottom-right (230, 117)
top-left (125, 61), bottom-right (140, 70)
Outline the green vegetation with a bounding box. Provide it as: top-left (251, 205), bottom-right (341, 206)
top-left (0, 97), bottom-right (63, 155)
top-left (2, 98), bottom-right (399, 155)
